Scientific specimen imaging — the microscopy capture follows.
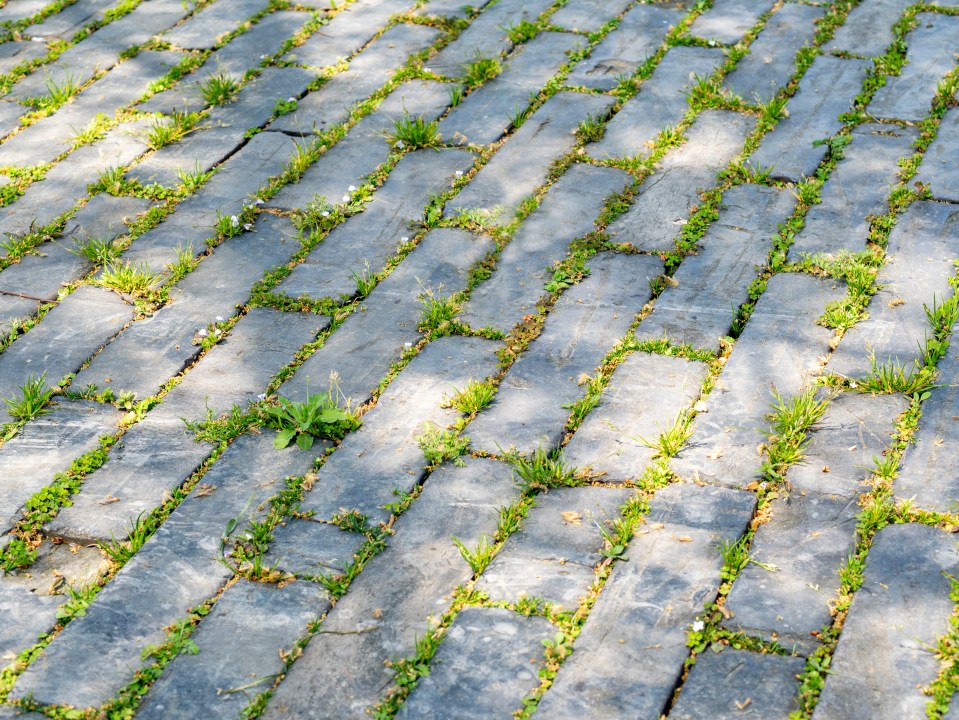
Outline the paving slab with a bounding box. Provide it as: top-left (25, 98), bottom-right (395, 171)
top-left (566, 2), bottom-right (684, 91)
top-left (162, 0), bottom-right (268, 50)
top-left (605, 109), bottom-right (756, 252)
top-left (826, 0), bottom-right (912, 57)
top-left (671, 272), bottom-right (846, 488)
top-left (915, 104), bottom-right (959, 203)
top-left (826, 200), bottom-right (959, 380)
top-left (460, 163), bottom-right (631, 333)
top-left (396, 607), bottom-right (554, 719)
top-left (534, 483), bottom-right (756, 719)
top-left (811, 523), bottom-right (959, 719)
top-left (789, 123), bottom-right (919, 260)
top-left (636, 183), bottom-right (795, 349)
top-left (748, 55), bottom-right (872, 181)
top-left (446, 90), bottom-right (615, 225)
top-left (724, 2), bottom-right (824, 105)
top-left (26, 0), bottom-right (120, 39)
top-left (550, 0), bottom-right (632, 34)
top-left (0, 582), bottom-right (62, 665)
top-left (688, 0), bottom-right (776, 44)
top-left (590, 45), bottom-right (726, 160)
top-left (563, 352), bottom-right (707, 482)
top-left (467, 252), bottom-right (663, 456)
top-left (414, 0), bottom-right (493, 19)
top-left (263, 518), bottom-right (365, 578)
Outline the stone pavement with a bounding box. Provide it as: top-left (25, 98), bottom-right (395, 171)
top-left (2, 0), bottom-right (959, 717)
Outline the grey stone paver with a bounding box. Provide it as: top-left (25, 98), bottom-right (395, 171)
top-left (590, 45), bottom-right (726, 160)
top-left (605, 109), bottom-right (757, 252)
top-left (1, 3), bottom-right (956, 717)
top-left (724, 2), bottom-right (824, 105)
top-left (467, 252), bottom-right (663, 456)
top-left (460, 162), bottom-right (631, 333)
top-left (789, 123), bottom-right (919, 260)
top-left (535, 483), bottom-right (756, 719)
top-left (812, 523), bottom-right (959, 719)
top-left (565, 2), bottom-right (683, 91)
top-left (826, 200), bottom-right (959, 380)
top-left (748, 55), bottom-right (872, 181)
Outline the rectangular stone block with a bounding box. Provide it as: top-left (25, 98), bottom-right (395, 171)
top-left (563, 353), bottom-right (707, 482)
top-left (477, 486), bottom-right (633, 610)
top-left (811, 524), bottom-right (959, 719)
top-left (207, 11), bottom-right (313, 80)
top-left (460, 163), bottom-right (631, 333)
top-left (826, 201), bottom-right (959, 380)
top-left (915, 104), bottom-right (959, 203)
top-left (162, 0), bottom-right (267, 49)
top-left (636, 183), bottom-right (795, 349)
top-left (414, 0), bottom-right (492, 18)
top-left (789, 123), bottom-right (919, 259)
top-left (566, 3), bottom-right (684, 91)
top-left (671, 272), bottom-right (846, 488)
top-left (74, 215), bottom-right (303, 400)
top-left (688, 0), bottom-right (776, 44)
top-left (296, 335), bottom-right (502, 524)
top-left (748, 55), bottom-right (871, 181)
top-left (445, 91), bottom-right (615, 225)
top-left (276, 149), bottom-right (476, 301)
top-left (282, 227), bottom-right (491, 404)
top-left (534, 483), bottom-right (755, 719)
top-left (264, 518), bottom-right (365, 578)
top-left (268, 81), bottom-right (454, 212)
top-left (260, 458), bottom-right (522, 719)
top-left (135, 579), bottom-right (329, 720)
top-left (26, 0), bottom-right (116, 39)
top-left (591, 45), bottom-right (726, 160)
top-left (0, 583), bottom-right (62, 665)
top-left (467, 253), bottom-right (663, 456)
top-left (270, 23), bottom-right (441, 135)
top-left (0, 400), bottom-right (119, 538)
top-left (281, 0), bottom-right (403, 68)
top-left (724, 2), bottom-right (824, 105)
top-left (826, 0), bottom-right (912, 57)
top-left (10, 432), bottom-right (316, 709)
top-left (438, 31), bottom-right (583, 146)
top-left (550, 0), bottom-right (632, 33)
top-left (605, 110), bottom-right (756, 252)
top-left (396, 607), bottom-right (554, 720)
top-left (868, 13), bottom-right (959, 122)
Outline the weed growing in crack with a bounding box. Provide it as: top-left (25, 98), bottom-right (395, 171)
top-left (389, 112), bottom-right (441, 150)
top-left (446, 379), bottom-right (496, 416)
top-left (451, 533), bottom-right (495, 574)
top-left (635, 412), bottom-right (693, 459)
top-left (511, 448), bottom-right (582, 491)
top-left (4, 372), bottom-right (55, 421)
top-left (71, 235), bottom-right (121, 266)
top-left (98, 260), bottom-right (161, 298)
top-left (462, 53), bottom-right (501, 88)
top-left (199, 71), bottom-right (239, 105)
top-left (260, 391), bottom-right (358, 450)
top-left (145, 109), bottom-right (200, 150)
top-left (417, 423), bottom-right (469, 467)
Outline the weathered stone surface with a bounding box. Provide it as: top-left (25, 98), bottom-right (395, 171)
top-left (162, 0), bottom-right (266, 49)
top-left (550, 0), bottom-right (632, 33)
top-left (0, 0), bottom-right (48, 25)
top-left (477, 486), bottom-right (632, 610)
top-left (264, 519), bottom-right (365, 578)
top-left (74, 215), bottom-right (302, 399)
top-left (468, 253), bottom-right (662, 456)
top-left (460, 163), bottom-right (631, 333)
top-left (688, 0), bottom-right (775, 43)
top-left (749, 55), bottom-right (871, 180)
top-left (724, 2), bottom-right (825, 104)
top-left (427, 0), bottom-right (554, 77)
top-left (11, 432), bottom-right (316, 708)
top-left (897, 340), bottom-right (959, 511)
top-left (281, 0), bottom-right (401, 67)
top-left (135, 579), bottom-right (329, 720)
top-left (283, 227), bottom-right (491, 403)
top-left (26, 0), bottom-right (116, 39)
top-left (812, 523), bottom-right (959, 719)
top-left (591, 45), bottom-right (726, 160)
top-left (268, 81), bottom-right (454, 211)
top-left (723, 491), bottom-right (859, 655)
top-left (671, 648), bottom-right (806, 719)
top-left (789, 123), bottom-right (919, 259)
top-left (262, 458), bottom-right (521, 719)
top-left (446, 91), bottom-right (615, 225)
top-left (563, 353), bottom-right (707, 482)
top-left (605, 110), bottom-right (756, 251)
top-left (0, 295), bottom-right (38, 336)
top-left (0, 42), bottom-right (46, 78)
top-left (276, 149), bottom-right (476, 300)
top-left (827, 201), bottom-right (959, 380)
top-left (396, 607), bottom-right (553, 719)
top-left (205, 11), bottom-right (313, 80)
top-left (566, 2), bottom-right (683, 91)
top-left (671, 273), bottom-right (846, 488)
top-left (438, 31), bottom-right (583, 146)
top-left (296, 335), bottom-right (501, 525)
top-left (535, 483), bottom-right (755, 719)
top-left (788, 392), bottom-right (908, 500)
top-left (914, 104), bottom-right (959, 203)
top-left (0, 400), bottom-right (119, 538)
top-left (271, 23), bottom-right (440, 134)
top-left (637, 183), bottom-right (794, 349)
top-left (0, 286), bottom-right (132, 422)
top-left (826, 0), bottom-right (912, 57)
top-left (868, 13), bottom-right (959, 122)
top-left (414, 0), bottom-right (492, 18)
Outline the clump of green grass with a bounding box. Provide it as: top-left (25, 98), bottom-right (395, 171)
top-left (98, 260), bottom-right (161, 297)
top-left (145, 110), bottom-right (200, 149)
top-left (260, 391), bottom-right (358, 450)
top-left (462, 53), bottom-right (501, 88)
top-left (4, 372), bottom-right (55, 421)
top-left (390, 112), bottom-right (441, 150)
top-left (198, 72), bottom-right (239, 105)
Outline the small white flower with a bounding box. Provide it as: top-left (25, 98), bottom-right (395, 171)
top-left (849, 381), bottom-right (857, 389)
top-left (215, 316), bottom-right (224, 322)
top-left (243, 223), bottom-right (254, 231)
top-left (197, 328), bottom-right (208, 338)
top-left (342, 194), bottom-right (350, 203)
top-left (404, 342), bottom-right (413, 349)
top-left (395, 140), bottom-right (404, 148)
top-left (423, 67), bottom-right (431, 73)
top-left (214, 328), bottom-right (222, 336)
top-left (400, 236), bottom-right (408, 243)
top-left (257, 393), bottom-right (266, 402)
top-left (254, 198), bottom-right (264, 205)
top-left (260, 54), bottom-right (268, 59)
top-left (321, 210), bottom-right (330, 217)
top-left (31, 36), bottom-right (46, 43)
top-left (691, 620), bottom-right (705, 632)
top-left (287, 97), bottom-right (296, 103)
top-left (454, 170), bottom-right (463, 177)
top-left (348, 185), bottom-right (356, 192)
top-left (230, 215), bottom-right (239, 228)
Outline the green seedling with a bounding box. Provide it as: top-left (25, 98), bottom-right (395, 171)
top-left (260, 391), bottom-right (356, 450)
top-left (512, 448), bottom-right (581, 490)
top-left (43, 71), bottom-right (80, 106)
top-left (390, 112), bottom-right (441, 150)
top-left (98, 260), bottom-right (161, 297)
top-left (145, 109), bottom-right (200, 149)
top-left (71, 236), bottom-right (121, 266)
top-left (175, 162), bottom-right (213, 192)
top-left (575, 114), bottom-right (605, 143)
top-left (417, 423), bottom-right (469, 467)
top-left (635, 412), bottom-right (692, 459)
top-left (418, 287), bottom-right (460, 334)
top-left (447, 379), bottom-right (496, 415)
top-left (199, 72), bottom-right (239, 105)
top-left (348, 261), bottom-right (376, 297)
top-left (462, 53), bottom-right (501, 88)
top-left (718, 536), bottom-right (750, 582)
top-left (273, 96), bottom-right (298, 115)
top-left (5, 372), bottom-right (55, 421)
top-left (506, 19), bottom-right (538, 44)
top-left (451, 533), bottom-right (495, 574)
